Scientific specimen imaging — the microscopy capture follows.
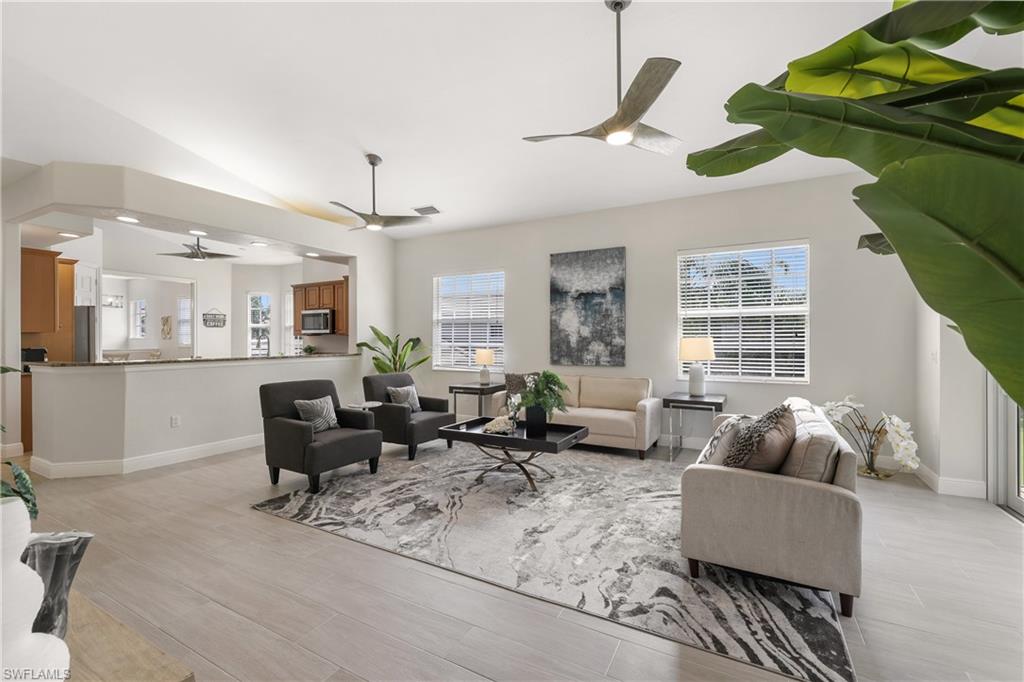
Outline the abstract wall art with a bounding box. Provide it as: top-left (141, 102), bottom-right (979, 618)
top-left (550, 246), bottom-right (626, 366)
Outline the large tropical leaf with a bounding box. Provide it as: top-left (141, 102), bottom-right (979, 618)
top-left (857, 233), bottom-right (896, 255)
top-left (368, 325), bottom-right (397, 354)
top-left (371, 355), bottom-right (394, 375)
top-left (687, 129), bottom-right (791, 177)
top-left (853, 155), bottom-right (1024, 403)
top-left (725, 83), bottom-right (1024, 176)
top-left (787, 29), bottom-right (986, 98)
top-left (885, 1), bottom-right (1024, 48)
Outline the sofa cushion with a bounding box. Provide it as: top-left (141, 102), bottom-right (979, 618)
top-left (779, 404), bottom-right (842, 483)
top-left (294, 395), bottom-right (339, 433)
top-left (550, 406), bottom-right (636, 438)
top-left (560, 375), bottom-right (580, 408)
top-left (578, 376), bottom-right (651, 411)
top-left (723, 405), bottom-right (796, 473)
top-left (696, 415), bottom-right (753, 465)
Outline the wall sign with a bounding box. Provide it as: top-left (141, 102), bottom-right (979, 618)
top-left (202, 308), bottom-right (227, 328)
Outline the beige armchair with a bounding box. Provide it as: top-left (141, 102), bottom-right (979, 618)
top-left (681, 410), bottom-right (862, 617)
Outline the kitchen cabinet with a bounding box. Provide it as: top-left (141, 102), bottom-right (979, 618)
top-left (21, 374), bottom-right (32, 454)
top-left (319, 285), bottom-right (335, 310)
top-left (31, 259), bottom-right (77, 362)
top-left (21, 248), bottom-right (60, 333)
top-left (333, 280), bottom-right (349, 335)
top-left (293, 288), bottom-right (303, 332)
top-left (292, 277), bottom-right (349, 335)
top-left (304, 286), bottom-right (320, 310)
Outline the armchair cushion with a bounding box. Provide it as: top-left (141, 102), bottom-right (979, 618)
top-left (305, 428), bottom-right (383, 475)
top-left (407, 410), bottom-right (457, 444)
top-left (386, 385), bottom-right (422, 412)
top-left (294, 395), bottom-right (339, 432)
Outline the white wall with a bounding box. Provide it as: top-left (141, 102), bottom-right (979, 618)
top-left (124, 277), bottom-right (193, 358)
top-left (1, 223), bottom-right (23, 453)
top-left (99, 220), bottom-right (232, 358)
top-left (395, 173), bottom-right (920, 445)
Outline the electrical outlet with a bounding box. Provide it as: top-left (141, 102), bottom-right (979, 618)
top-left (170, 415), bottom-right (181, 428)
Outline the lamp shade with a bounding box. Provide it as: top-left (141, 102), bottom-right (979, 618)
top-left (679, 337), bottom-right (716, 362)
top-left (474, 349), bottom-right (495, 366)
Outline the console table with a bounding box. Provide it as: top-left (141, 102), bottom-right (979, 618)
top-left (663, 392), bottom-right (727, 455)
top-left (448, 382), bottom-right (506, 418)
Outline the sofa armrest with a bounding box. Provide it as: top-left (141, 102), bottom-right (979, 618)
top-left (336, 407), bottom-right (374, 430)
top-left (419, 395), bottom-right (449, 413)
top-left (263, 417), bottom-right (313, 472)
top-left (369, 403), bottom-right (412, 443)
top-left (636, 397), bottom-right (662, 450)
top-left (680, 464), bottom-right (862, 596)
top-left (488, 390), bottom-right (508, 417)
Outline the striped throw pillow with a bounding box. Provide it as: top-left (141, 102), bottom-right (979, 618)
top-left (294, 396), bottom-right (338, 433)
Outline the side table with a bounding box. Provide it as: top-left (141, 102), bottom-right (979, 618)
top-left (448, 382), bottom-right (506, 418)
top-left (663, 392), bottom-right (727, 456)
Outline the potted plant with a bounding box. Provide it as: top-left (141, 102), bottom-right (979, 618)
top-left (518, 371), bottom-right (569, 438)
top-left (356, 326), bottom-right (431, 374)
top-left (821, 395), bottom-right (920, 479)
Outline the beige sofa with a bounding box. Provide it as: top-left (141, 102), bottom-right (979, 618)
top-left (490, 375), bottom-right (661, 458)
top-left (680, 399), bottom-right (862, 616)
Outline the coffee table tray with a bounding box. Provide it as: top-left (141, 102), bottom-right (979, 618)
top-left (440, 417), bottom-right (588, 453)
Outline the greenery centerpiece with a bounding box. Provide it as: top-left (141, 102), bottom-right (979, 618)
top-left (822, 396), bottom-right (920, 479)
top-left (356, 326), bottom-right (431, 374)
top-left (517, 371), bottom-right (569, 437)
top-left (687, 0), bottom-right (1024, 406)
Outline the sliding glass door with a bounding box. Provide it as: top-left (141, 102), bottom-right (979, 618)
top-left (1012, 405), bottom-right (1024, 516)
top-left (989, 379), bottom-right (1024, 516)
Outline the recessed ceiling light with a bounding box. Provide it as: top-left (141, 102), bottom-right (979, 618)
top-left (250, 241), bottom-right (268, 247)
top-left (305, 252), bottom-right (320, 258)
top-left (115, 216), bottom-right (140, 224)
top-left (188, 230), bottom-right (208, 236)
top-left (58, 232), bottom-right (80, 239)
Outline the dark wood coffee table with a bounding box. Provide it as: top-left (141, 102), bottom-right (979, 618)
top-left (439, 417), bottom-right (588, 492)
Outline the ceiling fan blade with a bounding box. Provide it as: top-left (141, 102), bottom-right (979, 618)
top-left (628, 123), bottom-right (683, 156)
top-left (380, 214), bottom-right (430, 228)
top-left (348, 226), bottom-right (367, 232)
top-left (157, 252), bottom-right (194, 258)
top-left (606, 57), bottom-right (680, 130)
top-left (523, 125), bottom-right (606, 143)
top-left (199, 252), bottom-right (237, 259)
top-left (329, 201), bottom-right (370, 223)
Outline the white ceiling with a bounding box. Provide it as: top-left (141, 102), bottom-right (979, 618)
top-left (3, 2), bottom-right (1021, 239)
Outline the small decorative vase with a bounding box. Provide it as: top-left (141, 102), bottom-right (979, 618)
top-left (858, 465), bottom-right (896, 480)
top-left (22, 531), bottom-right (94, 638)
top-left (525, 406), bottom-right (547, 438)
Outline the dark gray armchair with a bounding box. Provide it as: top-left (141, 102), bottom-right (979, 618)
top-left (362, 373), bottom-right (455, 460)
top-left (260, 379), bottom-right (382, 493)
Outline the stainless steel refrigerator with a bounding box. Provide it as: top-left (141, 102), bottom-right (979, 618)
top-left (74, 306), bottom-right (96, 363)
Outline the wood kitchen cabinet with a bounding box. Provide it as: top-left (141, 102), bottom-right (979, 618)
top-left (292, 277), bottom-right (349, 335)
top-left (20, 374), bottom-right (32, 454)
top-left (21, 248), bottom-right (60, 333)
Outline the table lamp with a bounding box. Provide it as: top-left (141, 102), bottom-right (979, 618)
top-left (475, 348), bottom-right (495, 385)
top-left (679, 337), bottom-right (715, 396)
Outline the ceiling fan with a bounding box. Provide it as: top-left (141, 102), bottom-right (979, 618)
top-left (158, 236), bottom-right (237, 261)
top-left (524, 0), bottom-right (682, 155)
top-left (330, 154), bottom-right (430, 232)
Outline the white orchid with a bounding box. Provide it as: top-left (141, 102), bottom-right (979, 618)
top-left (883, 413), bottom-right (919, 471)
top-left (821, 395), bottom-right (864, 424)
top-left (821, 397), bottom-right (918, 477)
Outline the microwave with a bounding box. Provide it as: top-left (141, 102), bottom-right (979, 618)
top-left (300, 309), bottom-right (334, 335)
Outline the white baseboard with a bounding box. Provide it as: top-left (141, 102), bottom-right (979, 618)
top-left (1, 442), bottom-right (25, 459)
top-left (31, 433), bottom-right (263, 479)
top-left (915, 463), bottom-right (986, 498)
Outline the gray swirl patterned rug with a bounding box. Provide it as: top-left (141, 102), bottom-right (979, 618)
top-left (254, 442), bottom-right (855, 682)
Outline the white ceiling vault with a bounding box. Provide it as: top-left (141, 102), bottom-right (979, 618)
top-left (3, 2), bottom-right (1021, 239)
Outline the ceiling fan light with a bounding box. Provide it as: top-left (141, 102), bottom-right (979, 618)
top-left (606, 128), bottom-right (634, 146)
top-left (366, 221), bottom-right (384, 232)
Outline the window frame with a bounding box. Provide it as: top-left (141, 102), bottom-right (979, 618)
top-left (247, 291), bottom-right (272, 358)
top-left (432, 270), bottom-right (506, 373)
top-left (129, 299), bottom-right (147, 339)
top-left (176, 296), bottom-right (193, 347)
top-left (676, 240), bottom-right (810, 385)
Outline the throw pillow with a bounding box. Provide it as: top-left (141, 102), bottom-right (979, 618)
top-left (386, 385), bottom-right (422, 413)
top-left (293, 396), bottom-right (338, 433)
top-left (696, 415), bottom-right (753, 466)
top-left (723, 404), bottom-right (796, 472)
top-left (779, 405), bottom-right (842, 482)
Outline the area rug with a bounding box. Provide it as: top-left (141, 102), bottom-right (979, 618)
top-left (254, 442), bottom-right (855, 682)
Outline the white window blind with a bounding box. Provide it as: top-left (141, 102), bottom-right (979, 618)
top-left (678, 243), bottom-right (809, 382)
top-left (177, 297), bottom-right (192, 346)
top-left (130, 300), bottom-right (147, 339)
top-left (248, 293), bottom-right (271, 358)
top-left (433, 271), bottom-right (505, 371)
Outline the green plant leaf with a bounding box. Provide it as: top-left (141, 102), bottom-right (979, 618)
top-left (885, 1), bottom-right (1024, 48)
top-left (869, 69), bottom-right (1024, 137)
top-left (0, 366), bottom-right (20, 374)
top-left (371, 355), bottom-right (393, 375)
top-left (687, 129), bottom-right (791, 177)
top-left (368, 325), bottom-right (394, 352)
top-left (725, 83), bottom-right (1024, 176)
top-left (857, 233), bottom-right (896, 255)
top-left (355, 341), bottom-right (385, 356)
top-left (787, 29), bottom-right (986, 99)
top-left (405, 354), bottom-right (432, 372)
top-left (5, 462), bottom-right (38, 519)
top-left (853, 154), bottom-right (1024, 404)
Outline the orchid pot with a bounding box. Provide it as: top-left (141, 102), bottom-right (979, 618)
top-left (821, 396), bottom-right (920, 479)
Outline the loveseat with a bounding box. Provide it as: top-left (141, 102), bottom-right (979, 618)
top-left (680, 397), bottom-right (862, 616)
top-left (490, 374), bottom-right (661, 458)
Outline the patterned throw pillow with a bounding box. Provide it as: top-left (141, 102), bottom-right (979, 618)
top-left (294, 396), bottom-right (338, 433)
top-left (386, 385), bottom-right (422, 412)
top-left (696, 415), bottom-right (753, 465)
top-left (724, 404), bottom-right (796, 472)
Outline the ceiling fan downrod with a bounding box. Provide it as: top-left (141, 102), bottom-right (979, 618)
top-left (606, 0), bottom-right (631, 107)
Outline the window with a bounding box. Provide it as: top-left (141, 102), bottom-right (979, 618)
top-left (130, 299), bottom-right (147, 338)
top-left (248, 293), bottom-right (271, 358)
top-left (177, 297), bottom-right (193, 346)
top-left (433, 271), bottom-right (505, 371)
top-left (677, 242), bottom-right (808, 382)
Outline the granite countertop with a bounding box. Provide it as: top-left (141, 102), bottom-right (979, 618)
top-left (30, 352), bottom-right (360, 368)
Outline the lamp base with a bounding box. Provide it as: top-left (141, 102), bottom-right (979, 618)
top-left (688, 362), bottom-right (706, 396)
top-left (479, 366), bottom-right (490, 385)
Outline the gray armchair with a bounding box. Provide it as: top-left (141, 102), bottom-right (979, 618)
top-left (260, 379), bottom-right (382, 493)
top-left (362, 373), bottom-right (455, 460)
